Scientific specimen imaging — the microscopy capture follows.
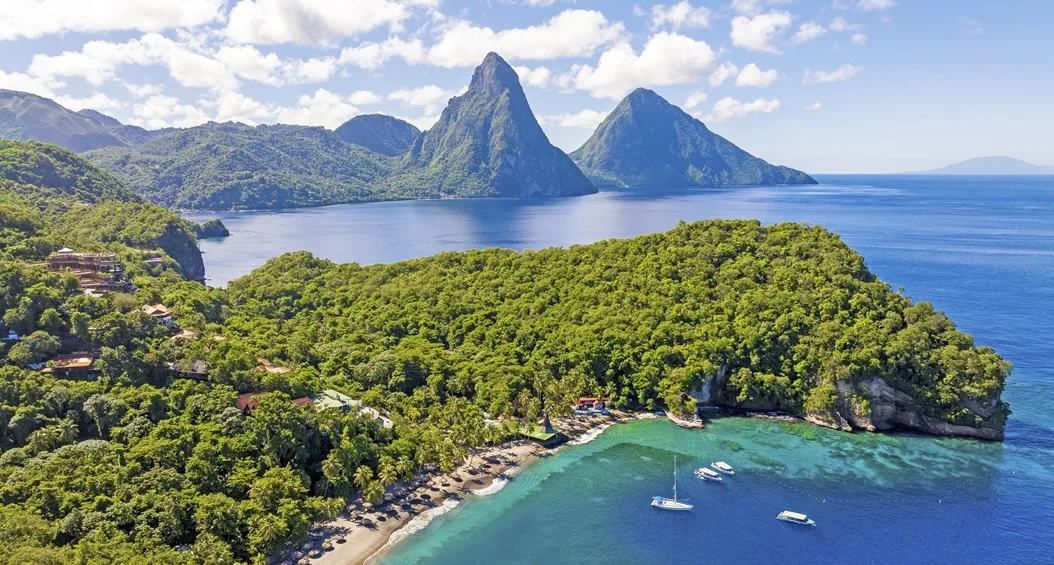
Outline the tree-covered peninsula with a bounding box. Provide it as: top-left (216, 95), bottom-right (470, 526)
top-left (0, 139), bottom-right (1009, 562)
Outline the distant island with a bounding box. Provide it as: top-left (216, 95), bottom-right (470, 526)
top-left (911, 156), bottom-right (1054, 175)
top-left (1, 53), bottom-right (819, 211)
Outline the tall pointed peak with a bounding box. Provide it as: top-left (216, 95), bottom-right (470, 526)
top-left (469, 52), bottom-right (521, 92)
top-left (622, 88), bottom-right (669, 109)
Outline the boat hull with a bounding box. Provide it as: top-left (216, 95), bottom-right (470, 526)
top-left (652, 497), bottom-right (693, 511)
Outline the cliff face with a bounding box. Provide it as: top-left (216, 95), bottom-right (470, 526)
top-left (695, 369), bottom-right (1006, 440)
top-left (154, 224), bottom-right (206, 283)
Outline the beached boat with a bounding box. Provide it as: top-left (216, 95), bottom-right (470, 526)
top-left (695, 467), bottom-right (722, 481)
top-left (711, 461), bottom-right (735, 475)
top-left (776, 511), bottom-right (816, 526)
top-left (652, 456), bottom-right (693, 511)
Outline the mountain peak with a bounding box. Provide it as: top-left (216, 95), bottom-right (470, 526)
top-left (572, 92), bottom-right (816, 188)
top-left (469, 52), bottom-right (521, 92)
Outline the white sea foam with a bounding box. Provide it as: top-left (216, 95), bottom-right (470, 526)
top-left (568, 423), bottom-right (611, 446)
top-left (470, 476), bottom-right (508, 496)
top-left (385, 497), bottom-right (460, 548)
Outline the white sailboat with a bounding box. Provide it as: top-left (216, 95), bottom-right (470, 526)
top-left (652, 455), bottom-right (693, 511)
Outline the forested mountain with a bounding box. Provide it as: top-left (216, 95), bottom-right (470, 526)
top-left (0, 90), bottom-right (127, 152)
top-left (0, 141), bottom-right (1010, 561)
top-left (388, 53), bottom-right (597, 198)
top-left (572, 88), bottom-right (816, 188)
top-left (0, 139), bottom-right (209, 280)
top-left (335, 114), bottom-right (421, 156)
top-left (83, 122), bottom-right (393, 210)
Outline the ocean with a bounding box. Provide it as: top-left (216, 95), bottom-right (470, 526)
top-left (188, 175), bottom-right (1054, 563)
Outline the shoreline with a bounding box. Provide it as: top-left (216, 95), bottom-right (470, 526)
top-left (291, 412), bottom-right (646, 565)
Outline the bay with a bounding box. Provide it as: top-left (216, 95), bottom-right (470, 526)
top-left (188, 175), bottom-right (1054, 563)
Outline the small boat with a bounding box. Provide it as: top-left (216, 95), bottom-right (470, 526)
top-left (652, 456), bottom-right (693, 511)
top-left (695, 467), bottom-right (723, 481)
top-left (711, 461), bottom-right (735, 475)
top-left (776, 510), bottom-right (816, 526)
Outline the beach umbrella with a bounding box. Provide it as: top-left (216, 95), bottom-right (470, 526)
top-left (426, 480), bottom-right (435, 487)
top-left (363, 502), bottom-right (373, 511)
top-left (384, 493), bottom-right (394, 502)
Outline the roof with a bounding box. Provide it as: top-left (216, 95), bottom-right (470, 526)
top-left (256, 358), bottom-right (292, 373)
top-left (57, 247), bottom-right (74, 253)
top-left (311, 389), bottom-right (359, 411)
top-left (779, 511), bottom-right (808, 521)
top-left (237, 392), bottom-right (313, 412)
top-left (141, 304), bottom-right (173, 318)
top-left (41, 352), bottom-right (97, 373)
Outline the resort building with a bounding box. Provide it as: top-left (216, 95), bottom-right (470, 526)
top-left (141, 304), bottom-right (175, 326)
top-left (47, 248), bottom-right (133, 296)
top-left (311, 389), bottom-right (394, 428)
top-left (40, 352), bottom-right (101, 378)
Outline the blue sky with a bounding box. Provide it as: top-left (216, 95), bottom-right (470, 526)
top-left (1, 0), bottom-right (1049, 173)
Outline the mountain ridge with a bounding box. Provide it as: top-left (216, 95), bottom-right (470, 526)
top-left (571, 87), bottom-right (816, 188)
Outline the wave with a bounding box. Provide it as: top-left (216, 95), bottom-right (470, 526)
top-left (569, 423), bottom-right (611, 446)
top-left (470, 476), bottom-right (508, 496)
top-left (377, 497), bottom-right (461, 555)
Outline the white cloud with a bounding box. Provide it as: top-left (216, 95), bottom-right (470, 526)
top-left (730, 11), bottom-right (792, 54)
top-left (704, 96), bottom-right (780, 122)
top-left (213, 90), bottom-right (277, 124)
top-left (649, 2), bottom-right (711, 30)
top-left (277, 88), bottom-right (364, 128)
top-left (539, 109), bottom-right (609, 129)
top-left (0, 0), bottom-right (224, 41)
top-left (851, 33), bottom-right (867, 45)
top-left (791, 22), bottom-right (826, 43)
top-left (225, 0), bottom-right (412, 45)
top-left (514, 66), bottom-right (552, 88)
top-left (388, 85), bottom-right (463, 113)
top-left (399, 114), bottom-right (440, 131)
top-left (215, 45), bottom-right (281, 83)
top-left (684, 91), bottom-right (707, 109)
top-left (828, 17), bottom-right (860, 32)
top-left (804, 101), bottom-right (822, 111)
top-left (123, 83), bottom-right (163, 98)
top-left (572, 32), bottom-right (716, 99)
top-left (803, 63), bottom-right (862, 84)
top-left (0, 70), bottom-right (61, 98)
top-left (427, 9), bottom-right (625, 67)
top-left (28, 33), bottom-right (237, 90)
top-left (731, 0), bottom-right (760, 15)
top-left (349, 90), bottom-right (381, 105)
top-left (708, 61), bottom-right (738, 87)
top-left (735, 63), bottom-right (778, 87)
top-left (522, 0), bottom-right (556, 5)
top-left (857, 0), bottom-right (894, 11)
top-left (338, 37), bottom-right (427, 70)
top-left (54, 92), bottom-right (123, 112)
top-left (129, 94), bottom-right (210, 129)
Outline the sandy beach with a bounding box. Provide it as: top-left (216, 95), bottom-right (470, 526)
top-left (282, 412), bottom-right (638, 565)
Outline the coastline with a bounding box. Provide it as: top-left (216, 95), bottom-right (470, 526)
top-left (295, 412), bottom-right (648, 565)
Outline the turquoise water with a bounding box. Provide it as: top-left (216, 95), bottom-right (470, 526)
top-left (188, 176), bottom-right (1054, 562)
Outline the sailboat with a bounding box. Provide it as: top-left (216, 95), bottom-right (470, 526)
top-left (651, 455), bottom-right (693, 511)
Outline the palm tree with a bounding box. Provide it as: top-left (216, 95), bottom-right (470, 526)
top-left (321, 457), bottom-right (345, 496)
top-left (396, 456), bottom-right (414, 482)
top-left (57, 419), bottom-right (78, 445)
top-left (353, 465), bottom-right (374, 492)
top-left (378, 461), bottom-right (398, 488)
top-left (363, 480), bottom-right (384, 504)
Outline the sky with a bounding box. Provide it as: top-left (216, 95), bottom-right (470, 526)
top-left (0, 0), bottom-right (1050, 173)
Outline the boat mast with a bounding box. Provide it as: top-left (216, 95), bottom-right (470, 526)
top-left (673, 455), bottom-right (678, 502)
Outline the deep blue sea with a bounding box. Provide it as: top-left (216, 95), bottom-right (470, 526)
top-left (188, 175), bottom-right (1054, 563)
